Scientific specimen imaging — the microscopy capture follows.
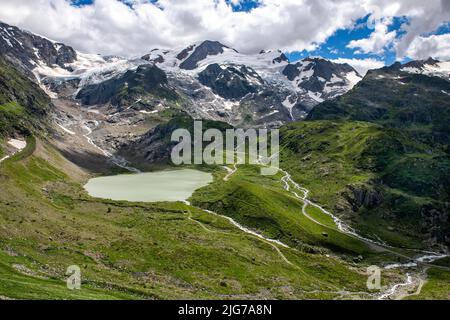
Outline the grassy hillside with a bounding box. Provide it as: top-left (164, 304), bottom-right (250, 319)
top-left (406, 268), bottom-right (450, 300)
top-left (191, 164), bottom-right (380, 257)
top-left (279, 120), bottom-right (449, 249)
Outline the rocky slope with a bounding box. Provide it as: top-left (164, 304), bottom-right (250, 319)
top-left (0, 56), bottom-right (52, 137)
top-left (308, 59), bottom-right (450, 144)
top-left (0, 22), bottom-right (76, 78)
top-left (76, 64), bottom-right (178, 107)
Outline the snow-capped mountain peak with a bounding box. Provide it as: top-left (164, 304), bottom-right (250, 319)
top-left (281, 57), bottom-right (362, 103)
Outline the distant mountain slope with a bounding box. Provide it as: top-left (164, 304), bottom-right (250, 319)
top-left (399, 58), bottom-right (450, 80)
top-left (144, 41), bottom-right (362, 107)
top-left (179, 40), bottom-right (236, 70)
top-left (197, 63), bottom-right (265, 100)
top-left (0, 22), bottom-right (76, 77)
top-left (76, 64), bottom-right (179, 106)
top-left (283, 57), bottom-right (361, 101)
top-left (307, 60), bottom-right (450, 145)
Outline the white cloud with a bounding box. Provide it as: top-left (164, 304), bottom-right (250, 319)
top-left (347, 18), bottom-right (397, 54)
top-left (0, 0), bottom-right (448, 61)
top-left (404, 33), bottom-right (450, 61)
top-left (0, 0), bottom-right (365, 56)
top-left (331, 58), bottom-right (385, 75)
top-left (360, 0), bottom-right (450, 59)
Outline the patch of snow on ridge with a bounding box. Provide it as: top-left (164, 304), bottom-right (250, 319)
top-left (1, 36), bottom-right (12, 47)
top-left (8, 139), bottom-right (27, 150)
top-left (1, 138), bottom-right (27, 163)
top-left (139, 110), bottom-right (159, 114)
top-left (401, 61), bottom-right (450, 80)
top-left (307, 91), bottom-right (324, 103)
top-left (345, 71), bottom-right (363, 88)
top-left (56, 123), bottom-right (75, 135)
top-left (282, 95), bottom-right (296, 120)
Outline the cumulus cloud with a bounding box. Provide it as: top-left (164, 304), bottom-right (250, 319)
top-left (331, 58), bottom-right (385, 75)
top-left (358, 0), bottom-right (450, 59)
top-left (0, 0), bottom-right (448, 61)
top-left (347, 18), bottom-right (396, 54)
top-left (404, 33), bottom-right (450, 61)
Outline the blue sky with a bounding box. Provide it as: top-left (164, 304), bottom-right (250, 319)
top-left (1, 0), bottom-right (449, 74)
top-left (71, 0), bottom-right (261, 10)
top-left (285, 15), bottom-right (409, 66)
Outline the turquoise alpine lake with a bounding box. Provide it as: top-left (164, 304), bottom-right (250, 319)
top-left (84, 169), bottom-right (213, 202)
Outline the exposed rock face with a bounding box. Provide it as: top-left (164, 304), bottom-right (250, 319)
top-left (344, 184), bottom-right (383, 210)
top-left (272, 52), bottom-right (288, 64)
top-left (402, 57), bottom-right (440, 69)
top-left (282, 64), bottom-right (301, 81)
top-left (42, 78), bottom-right (81, 98)
top-left (197, 63), bottom-right (223, 86)
top-left (385, 57), bottom-right (440, 73)
top-left (198, 63), bottom-right (264, 100)
top-left (0, 22), bottom-right (76, 73)
top-left (420, 204), bottom-right (450, 245)
top-left (382, 57), bottom-right (450, 80)
top-left (179, 40), bottom-right (234, 70)
top-left (120, 115), bottom-right (232, 164)
top-left (76, 64), bottom-right (177, 106)
top-left (176, 44), bottom-right (195, 61)
top-left (123, 117), bottom-right (180, 163)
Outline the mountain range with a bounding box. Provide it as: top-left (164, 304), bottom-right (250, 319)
top-left (1, 21), bottom-right (365, 126)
